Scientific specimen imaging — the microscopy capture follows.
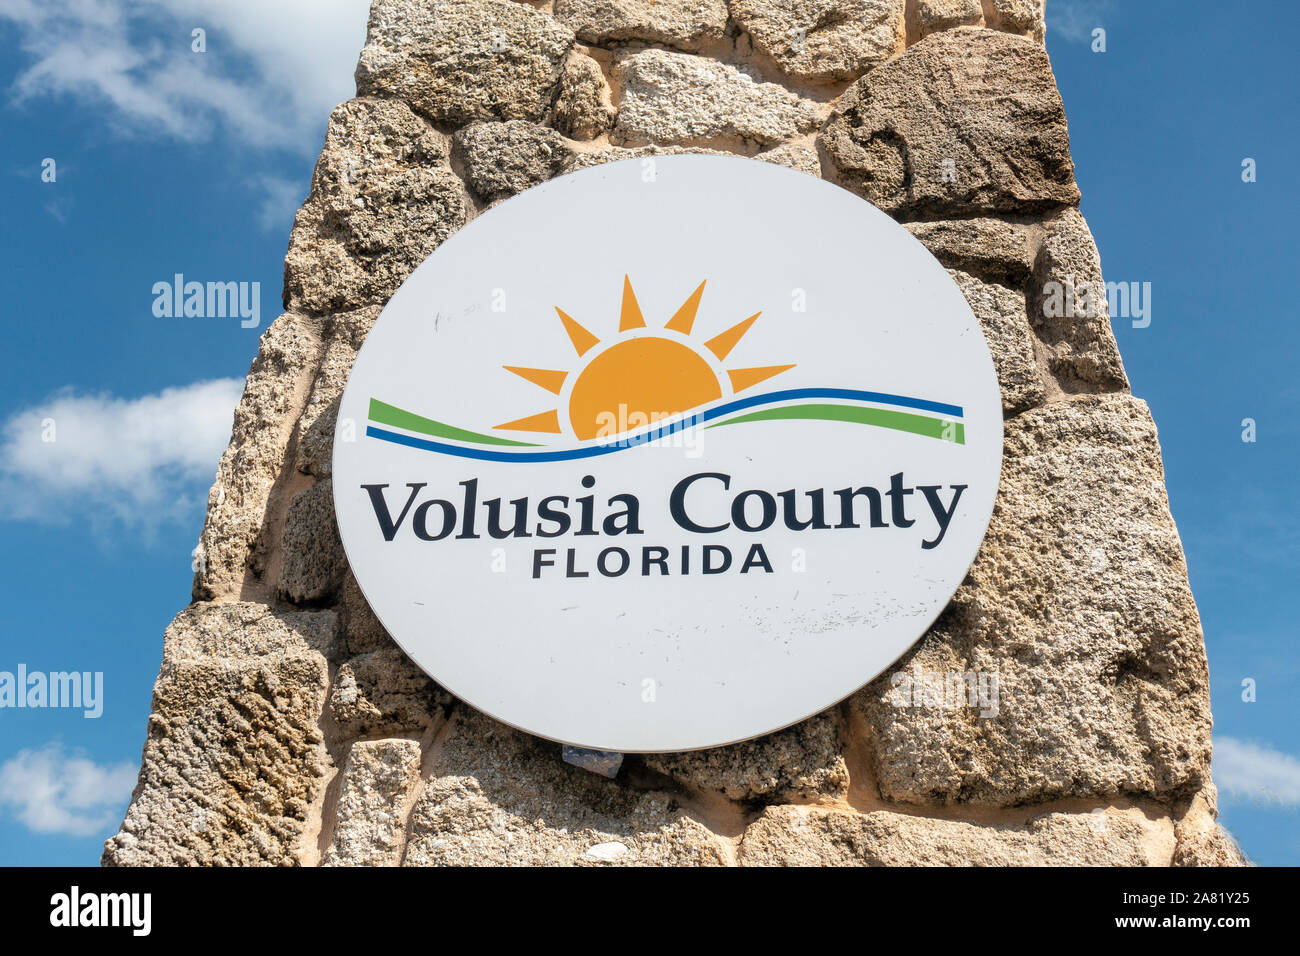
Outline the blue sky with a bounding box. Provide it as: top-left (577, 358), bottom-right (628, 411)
top-left (0, 0), bottom-right (1296, 866)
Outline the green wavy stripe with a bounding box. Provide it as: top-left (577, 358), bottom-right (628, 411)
top-left (708, 403), bottom-right (965, 444)
top-left (369, 398), bottom-right (541, 447)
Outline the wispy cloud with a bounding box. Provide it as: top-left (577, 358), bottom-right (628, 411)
top-left (0, 0), bottom-right (369, 153)
top-left (1047, 0), bottom-right (1114, 43)
top-left (44, 195), bottom-right (74, 224)
top-left (1215, 736), bottom-right (1300, 805)
top-left (0, 743), bottom-right (136, 837)
top-left (0, 378), bottom-right (242, 530)
top-left (255, 175), bottom-right (305, 232)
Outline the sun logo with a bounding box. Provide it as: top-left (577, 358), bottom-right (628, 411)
top-left (496, 276), bottom-right (795, 441)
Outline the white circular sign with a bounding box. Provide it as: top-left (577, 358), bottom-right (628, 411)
top-left (334, 155), bottom-right (1002, 753)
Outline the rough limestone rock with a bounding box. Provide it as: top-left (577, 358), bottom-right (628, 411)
top-left (403, 708), bottom-right (729, 865)
top-left (645, 710), bottom-right (848, 802)
top-left (916, 0), bottom-right (984, 36)
top-left (329, 647), bottom-right (452, 737)
top-left (948, 269), bottom-right (1046, 415)
top-left (740, 804), bottom-right (1169, 866)
top-left (103, 604), bottom-right (338, 865)
top-left (757, 141), bottom-right (822, 176)
top-left (856, 395), bottom-right (1213, 807)
top-left (341, 571), bottom-right (393, 655)
top-left (987, 0), bottom-right (1046, 41)
top-left (1170, 789), bottom-right (1249, 866)
top-left (1031, 206), bottom-right (1130, 393)
top-left (110, 0), bottom-right (1239, 868)
top-left (554, 0), bottom-right (729, 51)
top-left (820, 28), bottom-right (1079, 218)
top-left (1173, 825), bottom-right (1248, 867)
top-left (550, 51), bottom-right (616, 140)
top-left (728, 0), bottom-right (905, 82)
top-left (1173, 818), bottom-right (1249, 865)
top-left (355, 0), bottom-right (575, 126)
top-left (569, 143), bottom-right (730, 172)
top-left (323, 740), bottom-right (424, 866)
top-left (453, 120), bottom-right (576, 202)
top-left (293, 306), bottom-right (380, 479)
top-left (905, 217), bottom-right (1039, 287)
top-left (284, 98), bottom-right (469, 315)
top-left (613, 49), bottom-right (827, 149)
top-left (193, 312), bottom-right (322, 601)
top-left (278, 478), bottom-right (344, 605)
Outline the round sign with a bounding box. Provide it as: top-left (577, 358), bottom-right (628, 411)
top-left (334, 155), bottom-right (1002, 753)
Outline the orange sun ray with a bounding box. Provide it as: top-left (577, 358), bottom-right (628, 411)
top-left (556, 308), bottom-right (600, 357)
top-left (664, 280), bottom-right (707, 335)
top-left (503, 366), bottom-right (567, 395)
top-left (619, 275), bottom-right (646, 331)
top-left (495, 409), bottom-right (563, 433)
top-left (728, 364), bottom-right (796, 393)
top-left (705, 312), bottom-right (761, 361)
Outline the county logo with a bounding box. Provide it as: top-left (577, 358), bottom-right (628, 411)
top-left (363, 277), bottom-right (967, 462)
top-left (332, 154), bottom-right (1003, 753)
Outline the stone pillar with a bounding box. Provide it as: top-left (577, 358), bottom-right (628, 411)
top-left (103, 0), bottom-right (1244, 867)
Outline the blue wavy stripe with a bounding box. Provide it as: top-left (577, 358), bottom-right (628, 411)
top-left (365, 387), bottom-right (963, 463)
top-left (715, 387), bottom-right (962, 419)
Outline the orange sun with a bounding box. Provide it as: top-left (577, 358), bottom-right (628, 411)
top-left (496, 277), bottom-right (795, 440)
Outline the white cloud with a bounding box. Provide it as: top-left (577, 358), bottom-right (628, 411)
top-left (0, 0), bottom-right (370, 153)
top-left (1215, 736), bottom-right (1300, 806)
top-left (1047, 0), bottom-right (1113, 43)
top-left (0, 378), bottom-right (242, 529)
top-left (0, 743), bottom-right (136, 837)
